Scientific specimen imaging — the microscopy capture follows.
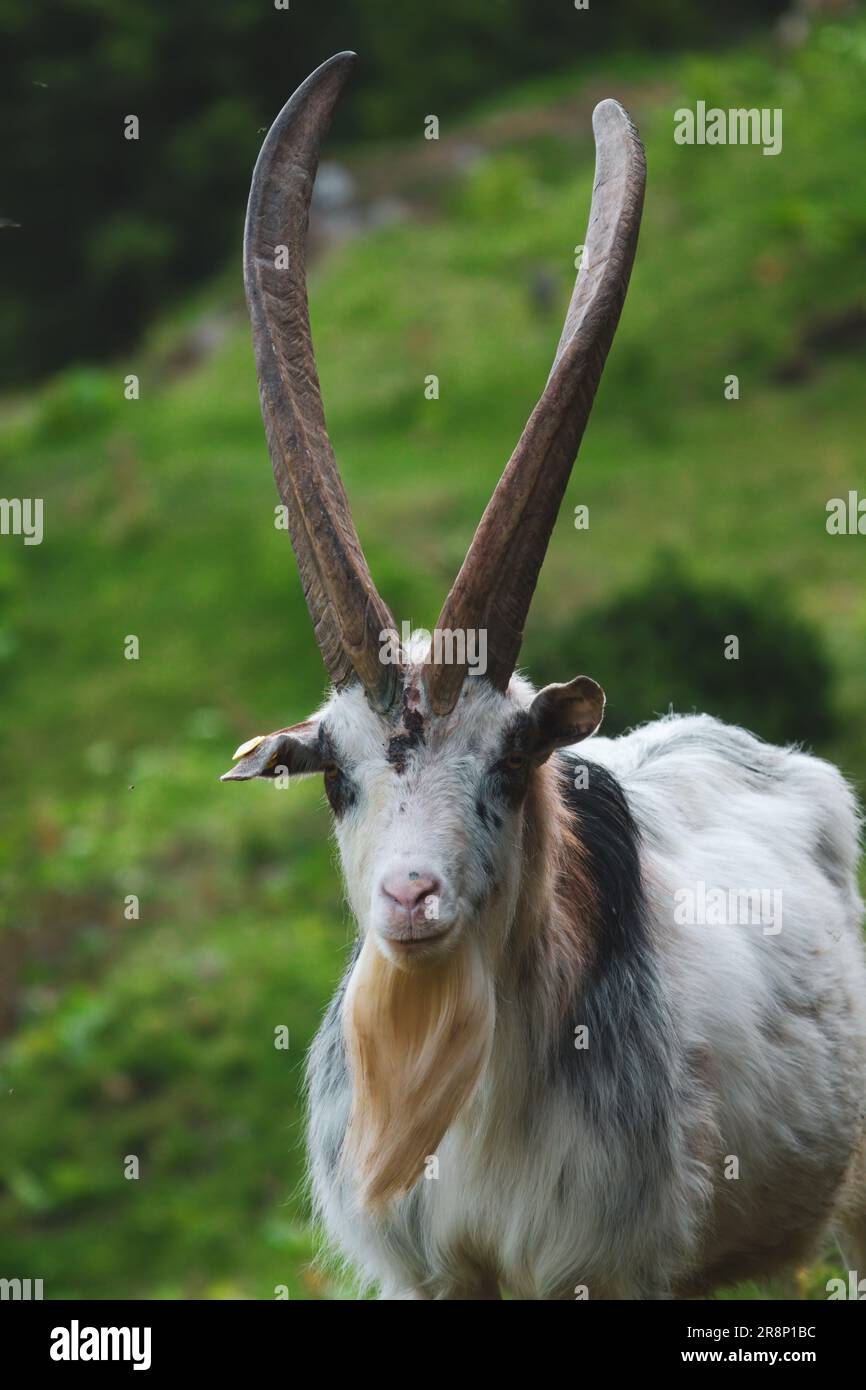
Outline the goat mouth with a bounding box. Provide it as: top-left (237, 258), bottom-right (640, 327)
top-left (378, 924), bottom-right (453, 951)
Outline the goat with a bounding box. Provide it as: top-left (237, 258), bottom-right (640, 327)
top-left (223, 52), bottom-right (866, 1299)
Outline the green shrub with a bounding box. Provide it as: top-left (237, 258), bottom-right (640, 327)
top-left (525, 554), bottom-right (835, 747)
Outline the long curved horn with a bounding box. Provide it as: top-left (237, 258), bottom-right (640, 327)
top-left (425, 99), bottom-right (646, 715)
top-left (245, 51), bottom-right (398, 712)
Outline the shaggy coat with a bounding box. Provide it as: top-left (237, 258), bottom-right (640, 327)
top-left (304, 679), bottom-right (866, 1299)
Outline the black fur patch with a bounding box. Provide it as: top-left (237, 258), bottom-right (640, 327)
top-left (557, 756), bottom-right (646, 974)
top-left (318, 726), bottom-right (356, 819)
top-left (483, 711), bottom-right (535, 809)
top-left (386, 698), bottom-right (426, 775)
top-left (550, 755), bottom-right (677, 1149)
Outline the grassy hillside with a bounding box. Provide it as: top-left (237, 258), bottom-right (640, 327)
top-left (1, 20), bottom-right (865, 1297)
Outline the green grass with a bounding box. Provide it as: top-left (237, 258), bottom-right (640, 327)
top-left (1, 18), bottom-right (865, 1298)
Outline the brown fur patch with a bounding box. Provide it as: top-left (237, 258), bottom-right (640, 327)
top-left (508, 763), bottom-right (596, 1033)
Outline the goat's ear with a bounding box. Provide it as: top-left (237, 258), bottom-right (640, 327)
top-left (527, 676), bottom-right (605, 761)
top-left (220, 719), bottom-right (322, 782)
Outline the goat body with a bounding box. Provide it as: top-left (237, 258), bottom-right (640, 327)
top-left (307, 712), bottom-right (866, 1299)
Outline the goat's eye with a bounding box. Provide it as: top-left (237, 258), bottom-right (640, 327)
top-left (504, 752), bottom-right (525, 771)
top-left (323, 763), bottom-right (341, 782)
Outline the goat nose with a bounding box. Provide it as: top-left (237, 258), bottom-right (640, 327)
top-left (380, 871), bottom-right (440, 914)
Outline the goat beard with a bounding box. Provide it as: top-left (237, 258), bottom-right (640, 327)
top-left (341, 932), bottom-right (495, 1210)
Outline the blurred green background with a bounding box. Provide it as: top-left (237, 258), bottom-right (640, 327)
top-left (1, 1), bottom-right (865, 1299)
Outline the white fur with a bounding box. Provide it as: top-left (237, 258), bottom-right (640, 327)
top-left (304, 682), bottom-right (866, 1299)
